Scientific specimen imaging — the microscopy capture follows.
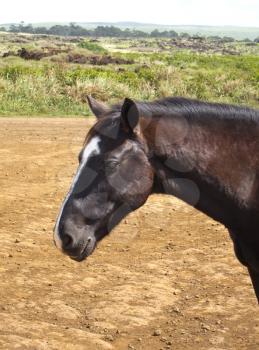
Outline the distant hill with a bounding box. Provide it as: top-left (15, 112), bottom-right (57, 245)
top-left (1, 22), bottom-right (259, 40)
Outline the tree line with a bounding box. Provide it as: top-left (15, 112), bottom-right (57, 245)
top-left (0, 23), bottom-right (258, 42)
top-left (0, 22), bottom-right (179, 38)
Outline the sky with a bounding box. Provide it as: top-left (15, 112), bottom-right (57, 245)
top-left (1, 0), bottom-right (259, 27)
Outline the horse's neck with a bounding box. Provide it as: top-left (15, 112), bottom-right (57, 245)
top-left (144, 115), bottom-right (259, 229)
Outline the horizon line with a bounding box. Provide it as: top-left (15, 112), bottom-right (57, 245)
top-left (1, 21), bottom-right (259, 29)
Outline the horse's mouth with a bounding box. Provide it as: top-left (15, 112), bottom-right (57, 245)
top-left (70, 227), bottom-right (108, 262)
top-left (70, 239), bottom-right (96, 262)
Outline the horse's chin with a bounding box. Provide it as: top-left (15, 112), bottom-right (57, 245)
top-left (70, 238), bottom-right (97, 262)
top-left (69, 227), bottom-right (108, 262)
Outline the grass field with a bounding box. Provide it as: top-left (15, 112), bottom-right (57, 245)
top-left (0, 32), bottom-right (258, 116)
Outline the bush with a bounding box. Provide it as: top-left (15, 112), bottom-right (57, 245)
top-left (78, 41), bottom-right (107, 54)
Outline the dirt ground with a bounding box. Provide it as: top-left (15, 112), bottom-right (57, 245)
top-left (0, 118), bottom-right (258, 350)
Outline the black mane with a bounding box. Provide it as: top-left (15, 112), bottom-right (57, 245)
top-left (112, 97), bottom-right (259, 123)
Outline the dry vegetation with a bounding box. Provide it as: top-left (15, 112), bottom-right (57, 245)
top-left (0, 32), bottom-right (258, 116)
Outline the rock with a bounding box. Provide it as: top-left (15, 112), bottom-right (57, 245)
top-left (172, 307), bottom-right (181, 314)
top-left (201, 323), bottom-right (211, 331)
top-left (128, 345), bottom-right (135, 350)
top-left (105, 335), bottom-right (114, 342)
top-left (153, 329), bottom-right (162, 336)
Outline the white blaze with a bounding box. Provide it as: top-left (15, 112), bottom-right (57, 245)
top-left (54, 136), bottom-right (101, 249)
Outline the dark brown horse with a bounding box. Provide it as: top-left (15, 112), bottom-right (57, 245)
top-left (54, 96), bottom-right (259, 302)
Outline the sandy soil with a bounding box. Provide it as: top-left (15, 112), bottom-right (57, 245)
top-left (0, 118), bottom-right (258, 350)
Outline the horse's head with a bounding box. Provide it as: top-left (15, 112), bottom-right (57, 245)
top-left (54, 97), bottom-right (154, 261)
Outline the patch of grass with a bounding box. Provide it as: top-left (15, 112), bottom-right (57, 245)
top-left (0, 33), bottom-right (258, 116)
top-left (78, 40), bottom-right (108, 54)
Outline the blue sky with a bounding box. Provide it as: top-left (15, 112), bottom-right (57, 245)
top-left (1, 0), bottom-right (259, 26)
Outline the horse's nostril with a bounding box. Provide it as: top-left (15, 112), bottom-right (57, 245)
top-left (63, 234), bottom-right (73, 249)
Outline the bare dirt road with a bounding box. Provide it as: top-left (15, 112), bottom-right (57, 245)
top-left (0, 118), bottom-right (258, 350)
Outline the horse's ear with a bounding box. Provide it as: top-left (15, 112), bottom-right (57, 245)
top-left (86, 95), bottom-right (109, 119)
top-left (121, 98), bottom-right (140, 133)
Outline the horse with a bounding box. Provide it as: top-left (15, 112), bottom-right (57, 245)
top-left (54, 95), bottom-right (259, 303)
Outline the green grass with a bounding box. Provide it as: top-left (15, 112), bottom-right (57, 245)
top-left (78, 40), bottom-right (108, 54)
top-left (0, 34), bottom-right (258, 116)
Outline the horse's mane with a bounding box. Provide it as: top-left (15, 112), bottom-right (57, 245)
top-left (111, 97), bottom-right (259, 123)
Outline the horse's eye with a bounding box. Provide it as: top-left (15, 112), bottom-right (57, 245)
top-left (84, 217), bottom-right (98, 226)
top-left (106, 159), bottom-right (118, 169)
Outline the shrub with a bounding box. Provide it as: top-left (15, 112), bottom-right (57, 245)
top-left (78, 41), bottom-right (108, 54)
